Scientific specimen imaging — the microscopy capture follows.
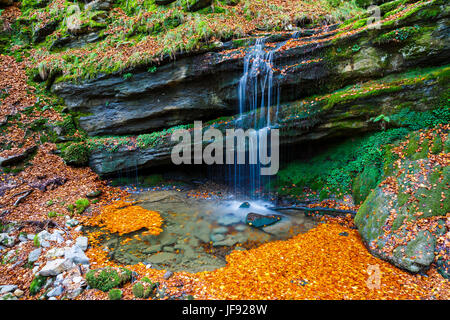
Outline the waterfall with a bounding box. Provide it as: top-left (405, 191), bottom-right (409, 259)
top-left (231, 33), bottom-right (300, 198)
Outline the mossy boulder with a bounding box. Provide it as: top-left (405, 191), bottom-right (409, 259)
top-left (132, 277), bottom-right (158, 299)
top-left (355, 129), bottom-right (449, 275)
top-left (86, 267), bottom-right (132, 292)
top-left (62, 143), bottom-right (89, 166)
top-left (108, 288), bottom-right (122, 300)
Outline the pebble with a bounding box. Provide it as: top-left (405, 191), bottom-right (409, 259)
top-left (46, 247), bottom-right (66, 259)
top-left (40, 240), bottom-right (51, 248)
top-left (13, 289), bottom-right (24, 297)
top-left (163, 271), bottom-right (173, 280)
top-left (210, 233), bottom-right (225, 242)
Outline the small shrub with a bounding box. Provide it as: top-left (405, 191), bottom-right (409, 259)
top-left (123, 73), bottom-right (133, 80)
top-left (66, 204), bottom-right (75, 214)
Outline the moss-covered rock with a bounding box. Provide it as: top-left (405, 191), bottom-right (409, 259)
top-left (86, 267), bottom-right (132, 292)
top-left (355, 128), bottom-right (449, 275)
top-left (132, 277), bottom-right (158, 299)
top-left (108, 288), bottom-right (122, 300)
top-left (62, 142), bottom-right (89, 166)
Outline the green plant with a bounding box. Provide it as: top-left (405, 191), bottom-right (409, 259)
top-left (274, 128), bottom-right (410, 201)
top-left (123, 73), bottom-right (133, 80)
top-left (108, 288), bottom-right (123, 300)
top-left (66, 204), bottom-right (75, 214)
top-left (351, 44), bottom-right (361, 52)
top-left (47, 211), bottom-right (57, 218)
top-left (75, 198), bottom-right (90, 214)
top-left (370, 114), bottom-right (391, 130)
top-left (33, 234), bottom-right (40, 248)
top-left (29, 275), bottom-right (46, 296)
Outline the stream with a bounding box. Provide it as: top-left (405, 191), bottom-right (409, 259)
top-left (96, 181), bottom-right (318, 273)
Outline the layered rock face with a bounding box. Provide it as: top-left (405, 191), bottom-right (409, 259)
top-left (88, 67), bottom-right (448, 175)
top-left (52, 1), bottom-right (449, 137)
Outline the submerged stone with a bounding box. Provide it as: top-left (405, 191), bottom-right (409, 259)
top-left (217, 213), bottom-right (241, 226)
top-left (239, 202), bottom-right (250, 209)
top-left (245, 213), bottom-right (282, 228)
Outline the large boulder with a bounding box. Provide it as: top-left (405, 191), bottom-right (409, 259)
top-left (355, 128), bottom-right (449, 276)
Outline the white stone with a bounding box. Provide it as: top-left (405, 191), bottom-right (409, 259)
top-left (38, 259), bottom-right (74, 276)
top-left (75, 237), bottom-right (88, 251)
top-left (0, 285), bottom-right (17, 294)
top-left (40, 240), bottom-right (51, 248)
top-left (72, 276), bottom-right (83, 284)
top-left (45, 247), bottom-right (66, 259)
top-left (64, 246), bottom-right (89, 265)
top-left (37, 230), bottom-right (52, 241)
top-left (28, 248), bottom-right (42, 263)
top-left (47, 286), bottom-right (64, 297)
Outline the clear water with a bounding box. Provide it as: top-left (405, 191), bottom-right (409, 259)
top-left (97, 185), bottom-right (317, 273)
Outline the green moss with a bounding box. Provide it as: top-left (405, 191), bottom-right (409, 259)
top-left (405, 132), bottom-right (419, 157)
top-left (29, 275), bottom-right (46, 296)
top-left (375, 25), bottom-right (421, 45)
top-left (74, 198), bottom-right (90, 214)
top-left (418, 7), bottom-right (440, 19)
top-left (108, 288), bottom-right (123, 300)
top-left (412, 138), bottom-right (429, 160)
top-left (414, 166), bottom-right (449, 217)
top-left (431, 135), bottom-right (443, 154)
top-left (62, 142), bottom-right (89, 166)
top-left (132, 277), bottom-right (157, 298)
top-left (86, 267), bottom-right (132, 292)
top-left (352, 165), bottom-right (381, 205)
top-left (275, 128), bottom-right (409, 200)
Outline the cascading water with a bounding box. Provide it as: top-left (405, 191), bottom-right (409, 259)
top-left (231, 33), bottom-right (299, 198)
